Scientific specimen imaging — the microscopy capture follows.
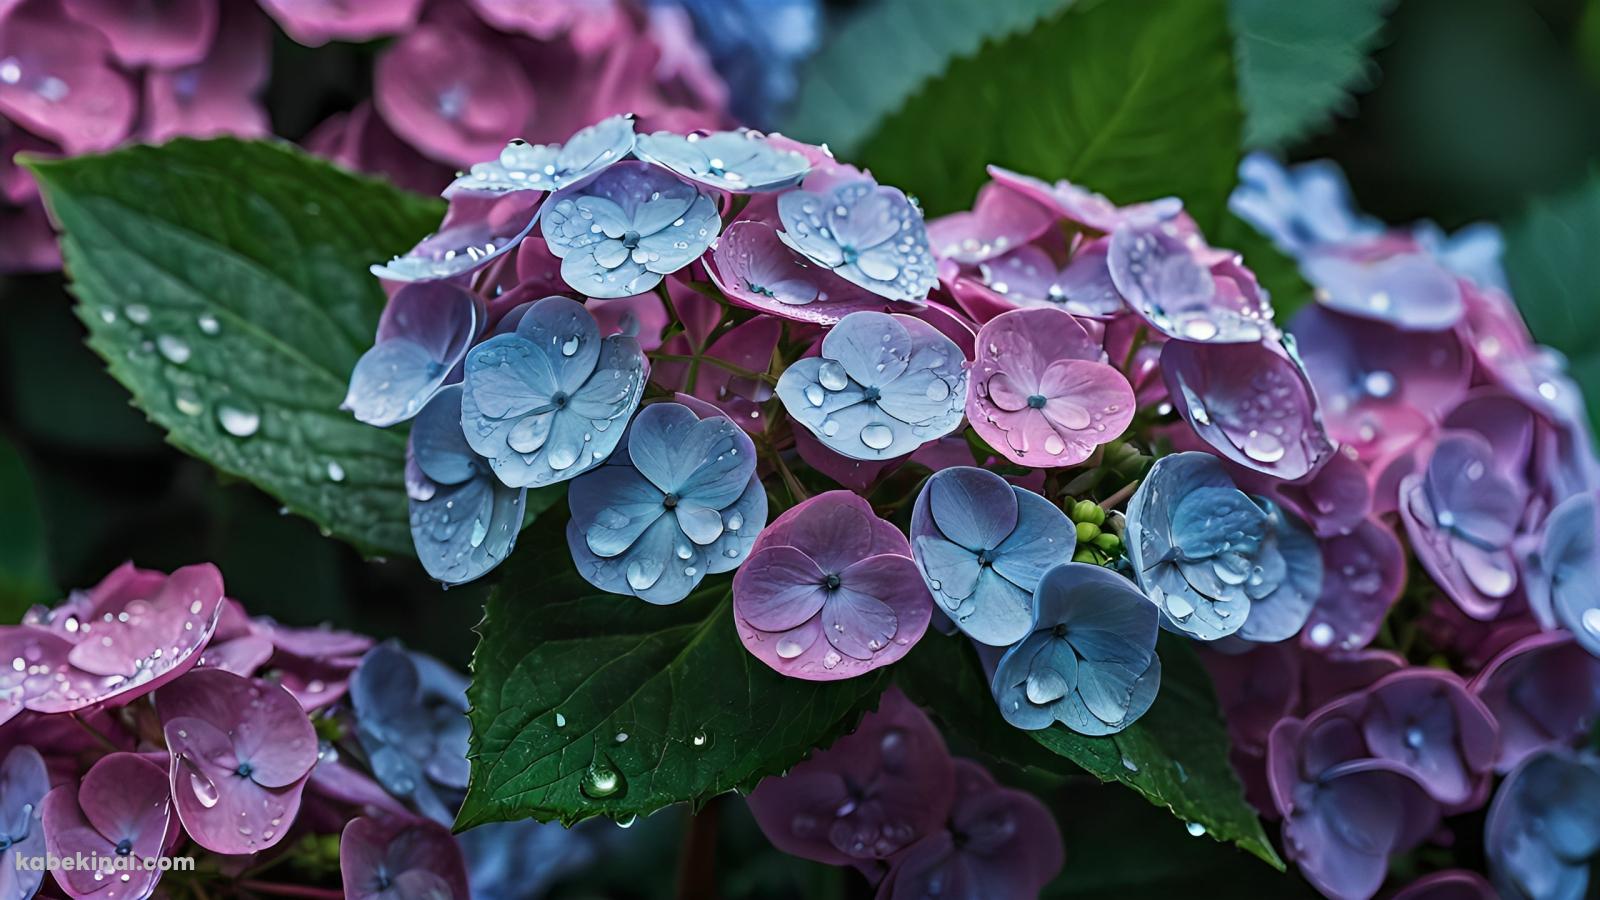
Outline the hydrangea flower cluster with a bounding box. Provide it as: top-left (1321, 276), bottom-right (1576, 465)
top-left (346, 118), bottom-right (1600, 897)
top-left (747, 689), bottom-right (1064, 897)
top-left (1197, 153), bottom-right (1600, 899)
top-left (0, 562), bottom-right (604, 899)
top-left (1, 0), bottom-right (824, 272)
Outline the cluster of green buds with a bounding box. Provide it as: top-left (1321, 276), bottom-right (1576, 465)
top-left (1068, 499), bottom-right (1123, 566)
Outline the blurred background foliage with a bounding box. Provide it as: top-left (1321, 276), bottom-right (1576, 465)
top-left (5, 0), bottom-right (1600, 894)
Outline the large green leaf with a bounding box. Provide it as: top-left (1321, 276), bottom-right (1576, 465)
top-left (1229, 0), bottom-right (1391, 150)
top-left (27, 139), bottom-right (443, 557)
top-left (458, 516), bottom-right (889, 830)
top-left (853, 0), bottom-right (1242, 226)
top-left (782, 0), bottom-right (1074, 156)
top-left (0, 436), bottom-right (53, 620)
top-left (896, 632), bottom-right (1282, 869)
top-left (1504, 170), bottom-right (1600, 430)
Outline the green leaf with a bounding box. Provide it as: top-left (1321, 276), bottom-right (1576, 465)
top-left (26, 139), bottom-right (444, 557)
top-left (458, 516), bottom-right (889, 830)
top-left (0, 436), bottom-right (53, 621)
top-left (1504, 169), bottom-right (1600, 431)
top-left (782, 0), bottom-right (1074, 157)
top-left (852, 0), bottom-right (1243, 227)
top-left (896, 632), bottom-right (1282, 869)
top-left (1229, 0), bottom-right (1391, 150)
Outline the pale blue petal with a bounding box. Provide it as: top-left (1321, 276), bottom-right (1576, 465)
top-left (626, 403), bottom-right (756, 507)
top-left (704, 476), bottom-right (767, 574)
top-left (959, 567), bottom-right (1035, 647)
top-left (347, 339), bottom-right (448, 428)
top-left (371, 192), bottom-right (540, 283)
top-left (1238, 499), bottom-right (1322, 642)
top-left (1169, 488), bottom-right (1268, 560)
top-left (823, 311), bottom-right (912, 387)
top-left (991, 633), bottom-right (1070, 731)
top-left (634, 130), bottom-right (811, 192)
top-left (925, 467), bottom-right (1019, 552)
top-left (514, 295), bottom-right (601, 394)
top-left (543, 162), bottom-right (721, 299)
top-left (990, 488), bottom-right (1078, 592)
top-left (912, 535), bottom-right (981, 612)
top-left (777, 181), bottom-right (936, 302)
top-left (569, 465), bottom-right (665, 558)
top-left (409, 383), bottom-right (480, 487)
top-left (1057, 655), bottom-right (1160, 736)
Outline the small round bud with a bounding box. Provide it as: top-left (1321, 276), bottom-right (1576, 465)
top-left (1075, 521), bottom-right (1101, 543)
top-left (1092, 532), bottom-right (1122, 552)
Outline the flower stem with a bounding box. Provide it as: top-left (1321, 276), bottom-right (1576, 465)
top-left (674, 796), bottom-right (722, 900)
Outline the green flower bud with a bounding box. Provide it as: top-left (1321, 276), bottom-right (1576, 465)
top-left (1075, 521), bottom-right (1100, 543)
top-left (1092, 532), bottom-right (1122, 552)
top-left (1072, 548), bottom-right (1100, 564)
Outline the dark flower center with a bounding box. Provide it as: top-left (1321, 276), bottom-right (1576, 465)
top-left (862, 386), bottom-right (882, 403)
top-left (621, 230), bottom-right (642, 250)
top-left (662, 492), bottom-right (680, 509)
top-left (840, 245), bottom-right (860, 265)
top-left (1053, 624), bottom-right (1070, 639)
top-left (976, 549), bottom-right (996, 567)
top-left (551, 391), bottom-right (569, 409)
top-left (823, 574), bottom-right (842, 590)
top-left (115, 838), bottom-right (133, 857)
top-left (235, 761), bottom-right (254, 778)
top-left (1027, 394), bottom-right (1048, 409)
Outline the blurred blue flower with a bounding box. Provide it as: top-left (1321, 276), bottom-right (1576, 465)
top-left (567, 402), bottom-right (767, 604)
top-left (991, 563), bottom-right (1160, 734)
top-left (0, 745), bottom-right (46, 900)
top-left (909, 466), bottom-right (1076, 647)
top-left (408, 385), bottom-right (527, 586)
top-left (778, 179), bottom-right (936, 302)
top-left (447, 115), bottom-right (637, 196)
top-left (1229, 152), bottom-right (1382, 257)
top-left (1414, 220), bottom-right (1509, 293)
top-left (1525, 492), bottom-right (1600, 655)
top-left (350, 642), bottom-right (471, 824)
top-left (458, 818), bottom-right (597, 900)
top-left (658, 0), bottom-right (821, 128)
top-left (634, 129), bottom-right (810, 192)
top-left (1125, 452), bottom-right (1319, 642)
top-left (542, 161), bottom-right (721, 298)
top-left (1487, 748), bottom-right (1600, 900)
top-left (775, 311), bottom-right (967, 460)
top-left (1400, 431), bottom-right (1525, 621)
top-left (344, 282), bottom-right (483, 427)
top-left (461, 296), bottom-right (647, 488)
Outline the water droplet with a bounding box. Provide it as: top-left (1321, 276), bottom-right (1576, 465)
top-left (326, 461), bottom-right (345, 482)
top-left (1308, 623), bottom-right (1335, 647)
top-left (860, 423), bottom-right (894, 451)
top-left (1583, 608), bottom-right (1600, 637)
top-left (555, 713), bottom-right (567, 728)
top-left (804, 384), bottom-right (825, 407)
top-left (124, 304), bottom-right (151, 325)
top-left (561, 336), bottom-right (580, 357)
top-left (580, 761), bottom-right (625, 799)
top-left (776, 635), bottom-right (807, 659)
top-left (1242, 430), bottom-right (1285, 464)
top-left (817, 361), bottom-right (849, 391)
top-left (157, 334), bottom-right (191, 365)
top-left (1186, 821), bottom-right (1206, 837)
top-left (1121, 756), bottom-right (1139, 772)
top-left (217, 403), bottom-right (260, 438)
top-left (197, 313), bottom-right (220, 335)
top-left (691, 730), bottom-right (713, 749)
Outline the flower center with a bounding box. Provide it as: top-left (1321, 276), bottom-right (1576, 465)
top-left (1027, 394), bottom-right (1047, 409)
top-left (840, 245), bottom-right (860, 265)
top-left (662, 492), bottom-right (680, 509)
top-left (823, 574), bottom-right (842, 590)
top-left (621, 230), bottom-right (642, 250)
top-left (1053, 624), bottom-right (1070, 639)
top-left (976, 548), bottom-right (996, 567)
top-left (551, 391), bottom-right (569, 409)
top-left (115, 838), bottom-right (133, 857)
top-left (235, 761), bottom-right (254, 778)
top-left (862, 386), bottom-right (882, 403)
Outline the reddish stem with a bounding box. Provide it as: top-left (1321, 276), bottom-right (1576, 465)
top-left (235, 880), bottom-right (344, 899)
